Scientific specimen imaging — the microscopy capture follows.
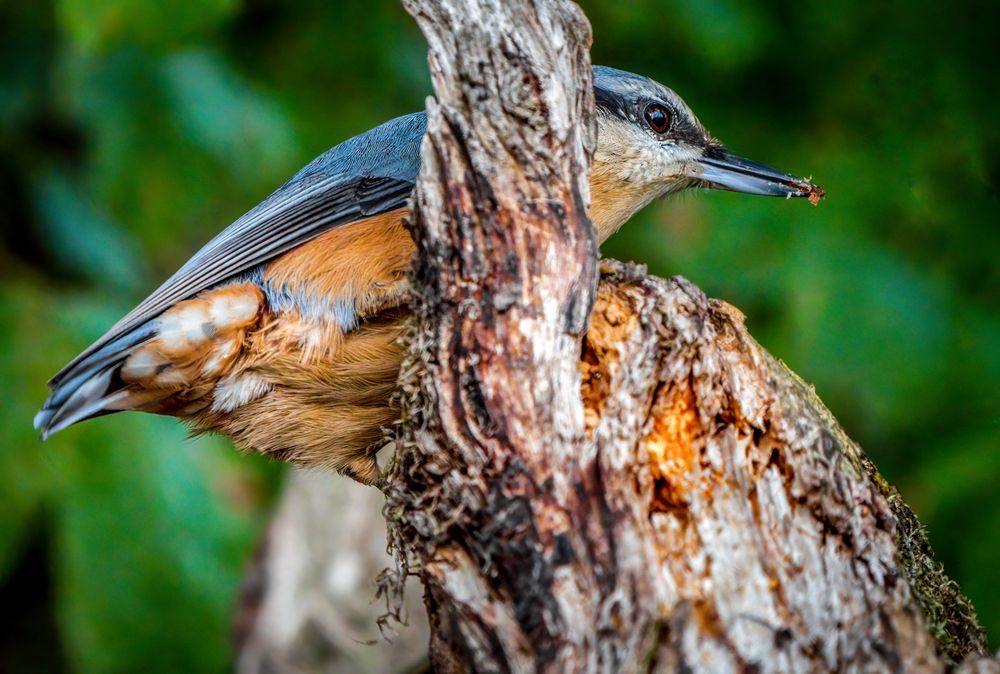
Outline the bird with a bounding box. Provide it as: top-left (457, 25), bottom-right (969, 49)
top-left (34, 66), bottom-right (824, 484)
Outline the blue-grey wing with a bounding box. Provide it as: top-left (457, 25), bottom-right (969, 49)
top-left (49, 111), bottom-right (427, 388)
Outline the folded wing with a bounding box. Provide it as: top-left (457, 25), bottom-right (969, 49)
top-left (36, 111), bottom-right (427, 437)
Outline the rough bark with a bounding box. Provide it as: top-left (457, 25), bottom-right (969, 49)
top-left (374, 0), bottom-right (996, 672)
top-left (386, 0), bottom-right (600, 670)
top-left (386, 258), bottom-right (995, 672)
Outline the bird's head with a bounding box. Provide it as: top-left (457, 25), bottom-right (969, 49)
top-left (590, 66), bottom-right (824, 240)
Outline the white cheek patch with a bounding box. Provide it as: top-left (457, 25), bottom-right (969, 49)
top-left (211, 373), bottom-right (272, 413)
top-left (159, 305), bottom-right (212, 351)
top-left (596, 116), bottom-right (705, 186)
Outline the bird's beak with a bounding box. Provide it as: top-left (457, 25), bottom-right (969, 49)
top-left (687, 150), bottom-right (825, 203)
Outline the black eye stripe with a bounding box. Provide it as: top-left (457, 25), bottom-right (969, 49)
top-left (643, 103), bottom-right (673, 135)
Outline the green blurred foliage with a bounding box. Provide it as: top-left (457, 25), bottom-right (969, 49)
top-left (0, 0), bottom-right (996, 670)
top-left (57, 0), bottom-right (239, 52)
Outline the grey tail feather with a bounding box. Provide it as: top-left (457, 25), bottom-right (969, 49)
top-left (35, 324), bottom-right (157, 439)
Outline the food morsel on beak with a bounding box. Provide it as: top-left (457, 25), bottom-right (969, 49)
top-left (689, 151), bottom-right (825, 205)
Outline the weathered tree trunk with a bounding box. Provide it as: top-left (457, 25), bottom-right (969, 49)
top-left (378, 0), bottom-right (995, 672)
top-left (236, 1), bottom-right (995, 672)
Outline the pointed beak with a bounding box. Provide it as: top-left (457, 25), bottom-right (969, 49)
top-left (687, 150), bottom-right (825, 203)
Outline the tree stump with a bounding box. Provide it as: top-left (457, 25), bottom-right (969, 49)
top-left (237, 0), bottom-right (995, 672)
top-left (381, 0), bottom-right (993, 671)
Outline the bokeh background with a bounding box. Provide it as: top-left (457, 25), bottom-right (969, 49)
top-left (0, 0), bottom-right (997, 671)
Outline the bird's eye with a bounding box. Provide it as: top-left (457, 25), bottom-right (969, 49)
top-left (643, 103), bottom-right (672, 135)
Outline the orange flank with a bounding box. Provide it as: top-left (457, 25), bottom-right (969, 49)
top-left (109, 208), bottom-right (414, 483)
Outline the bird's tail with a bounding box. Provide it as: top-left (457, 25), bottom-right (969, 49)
top-left (34, 324), bottom-right (158, 439)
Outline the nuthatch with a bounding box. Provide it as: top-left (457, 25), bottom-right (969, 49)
top-left (35, 66), bottom-right (824, 483)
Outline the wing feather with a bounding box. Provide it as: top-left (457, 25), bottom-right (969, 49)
top-left (48, 111), bottom-right (427, 388)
